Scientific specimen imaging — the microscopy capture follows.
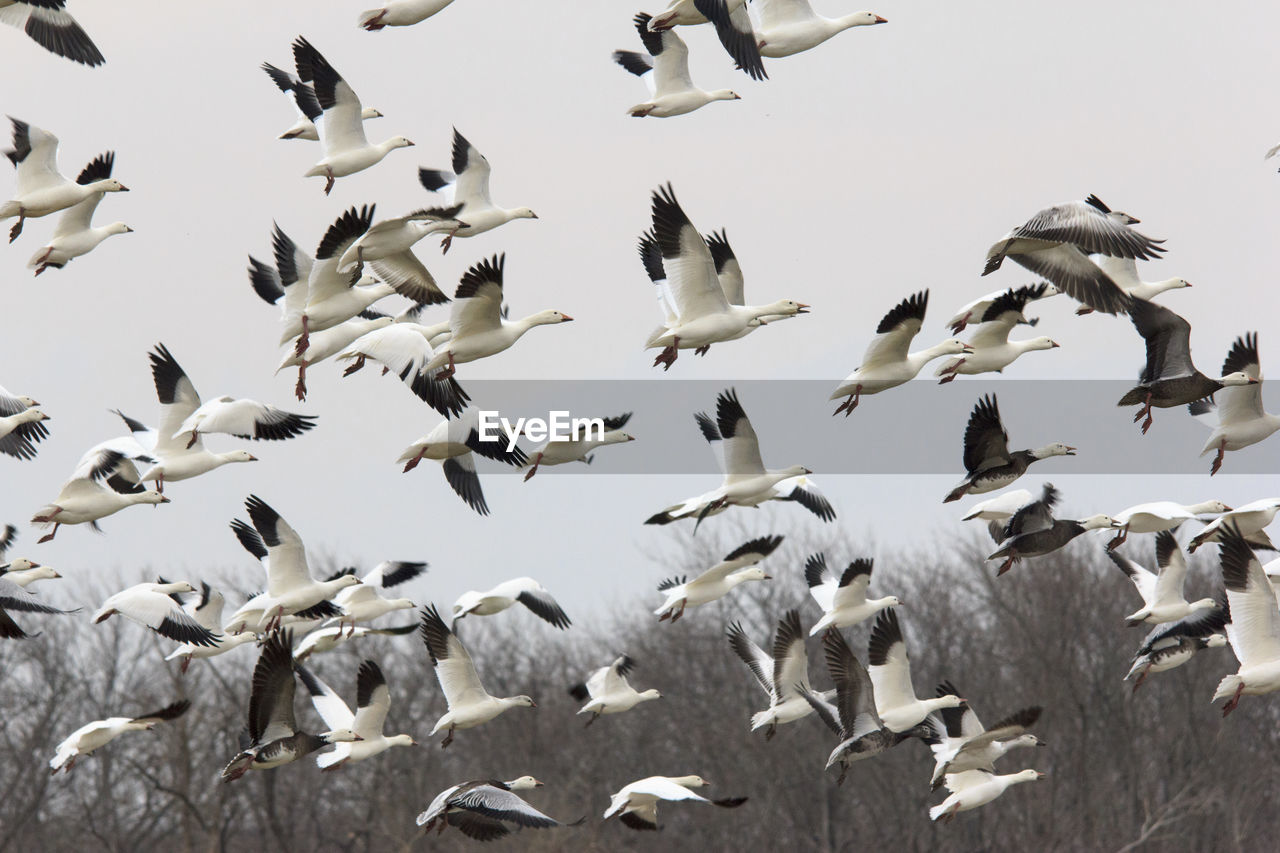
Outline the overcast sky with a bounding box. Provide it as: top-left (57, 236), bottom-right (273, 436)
top-left (3, 1), bottom-right (1279, 618)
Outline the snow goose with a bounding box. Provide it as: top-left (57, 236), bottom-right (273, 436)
top-left (946, 282), bottom-right (1059, 334)
top-left (1125, 600), bottom-right (1227, 691)
top-left (416, 128), bottom-right (537, 253)
top-left (987, 483), bottom-right (1118, 575)
top-left (221, 629), bottom-right (361, 781)
top-left (92, 580), bottom-right (220, 646)
top-left (133, 345), bottom-right (265, 491)
top-left (806, 553), bottom-right (901, 635)
top-left (0, 1), bottom-right (103, 65)
top-left (0, 571), bottom-right (75, 639)
top-left (360, 0), bottom-right (457, 30)
top-left (336, 208), bottom-right (464, 304)
top-left (26, 151), bottom-right (132, 275)
top-left (1, 118), bottom-right (127, 241)
top-left (646, 389), bottom-right (813, 528)
top-left (277, 314), bottom-right (392, 401)
top-left (654, 534), bottom-right (782, 622)
top-left (261, 61), bottom-right (382, 142)
top-left (868, 610), bottom-right (963, 732)
top-left (324, 560), bottom-right (427, 635)
top-left (702, 230), bottom-right (809, 332)
top-left (922, 687), bottom-right (1043, 790)
top-left (31, 448), bottom-right (168, 542)
top-left (224, 496), bottom-right (363, 634)
top-left (1187, 498), bottom-right (1280, 553)
top-left (0, 556), bottom-right (60, 586)
top-left (802, 628), bottom-right (912, 785)
top-left (961, 489), bottom-right (1033, 524)
top-left (603, 776), bottom-right (746, 830)
top-left (0, 402), bottom-right (49, 460)
top-left (750, 0), bottom-right (887, 58)
top-left (396, 407), bottom-right (527, 516)
top-left (1119, 299), bottom-right (1256, 434)
top-left (294, 622), bottom-right (417, 661)
top-left (295, 660), bottom-right (415, 768)
top-left (419, 604), bottom-right (536, 747)
top-left (1214, 526), bottom-right (1280, 715)
top-left (452, 577), bottom-right (571, 628)
top-left (1108, 532), bottom-right (1216, 626)
top-left (929, 769), bottom-right (1044, 823)
top-left (1075, 254), bottom-right (1191, 315)
top-left (49, 700), bottom-right (189, 774)
top-left (222, 518), bottom-right (345, 633)
top-left (613, 14), bottom-right (742, 119)
top-left (422, 255), bottom-right (573, 378)
top-left (336, 320), bottom-right (471, 417)
top-left (830, 291), bottom-right (972, 415)
top-left (163, 582), bottom-right (257, 673)
top-left (726, 609), bottom-right (834, 738)
top-left (983, 194), bottom-right (1163, 314)
top-left (936, 287), bottom-right (1059, 382)
top-left (641, 190), bottom-right (804, 368)
top-left (1107, 499), bottom-right (1231, 549)
top-left (418, 776), bottom-right (571, 840)
top-left (943, 394), bottom-right (1075, 503)
top-left (523, 412), bottom-right (635, 480)
top-left (291, 37), bottom-right (414, 194)
top-left (176, 394), bottom-right (314, 449)
top-left (569, 654), bottom-right (662, 725)
top-left (695, 0), bottom-right (767, 80)
top-left (1188, 333), bottom-right (1280, 474)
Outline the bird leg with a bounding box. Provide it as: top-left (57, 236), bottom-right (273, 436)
top-left (672, 600), bottom-right (686, 623)
top-left (440, 233), bottom-right (454, 254)
top-left (1131, 666), bottom-right (1149, 693)
top-left (8, 209), bottom-right (26, 243)
top-left (996, 555), bottom-right (1017, 576)
top-left (658, 611), bottom-right (672, 622)
top-left (362, 9), bottom-right (388, 29)
top-left (653, 338), bottom-right (679, 370)
top-left (1075, 305), bottom-right (1095, 316)
top-left (180, 656), bottom-right (192, 676)
top-left (295, 363), bottom-right (308, 402)
top-left (1107, 525), bottom-right (1129, 550)
top-left (765, 723), bottom-right (777, 742)
top-left (523, 453), bottom-right (543, 482)
top-left (1222, 682), bottom-right (1245, 717)
top-left (832, 386), bottom-right (862, 417)
top-left (342, 354), bottom-right (366, 377)
top-left (1211, 439), bottom-right (1226, 476)
top-left (584, 712), bottom-right (599, 729)
top-left (402, 450), bottom-right (427, 473)
top-left (32, 246), bottom-right (53, 272)
top-left (37, 522), bottom-right (61, 544)
top-left (695, 345), bottom-right (711, 356)
top-left (155, 474), bottom-right (165, 494)
top-left (294, 315), bottom-right (310, 357)
top-left (323, 167), bottom-right (335, 196)
top-left (1132, 392), bottom-right (1153, 433)
top-left (943, 804), bottom-right (961, 824)
top-left (440, 728), bottom-right (455, 748)
top-left (186, 429), bottom-right (199, 450)
top-left (836, 766), bottom-right (847, 786)
top-left (938, 361), bottom-right (963, 384)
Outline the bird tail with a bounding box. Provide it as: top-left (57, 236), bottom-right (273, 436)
top-left (1213, 674), bottom-right (1243, 703)
top-left (750, 709), bottom-right (774, 731)
top-left (0, 201), bottom-right (18, 220)
top-left (1117, 386), bottom-right (1148, 406)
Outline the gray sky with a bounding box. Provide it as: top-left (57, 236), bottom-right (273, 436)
top-left (3, 1), bottom-right (1279, 617)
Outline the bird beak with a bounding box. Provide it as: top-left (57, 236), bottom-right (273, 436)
top-left (410, 739), bottom-right (419, 746)
top-left (1036, 771), bottom-right (1047, 779)
top-left (1064, 446), bottom-right (1077, 455)
top-left (732, 93), bottom-right (742, 100)
top-left (1050, 341), bottom-right (1060, 348)
top-left (796, 303), bottom-right (811, 313)
top-left (534, 780), bottom-right (545, 787)
top-left (40, 413), bottom-right (52, 420)
top-left (874, 15), bottom-right (888, 23)
top-left (1037, 740), bottom-right (1048, 747)
top-left (354, 735), bottom-right (365, 741)
top-left (763, 574), bottom-right (773, 580)
top-left (529, 701), bottom-right (538, 708)
top-left (962, 344), bottom-right (975, 353)
top-left (125, 226), bottom-right (135, 233)
top-left (1222, 505), bottom-right (1234, 512)
top-left (159, 496), bottom-right (172, 504)
top-left (1184, 281), bottom-right (1193, 287)
top-left (248, 455), bottom-right (259, 461)
top-left (118, 185), bottom-right (131, 192)
top-left (1249, 377), bottom-right (1260, 384)
top-left (757, 39), bottom-right (767, 48)
top-left (405, 141), bottom-right (416, 147)
top-left (560, 315), bottom-right (574, 322)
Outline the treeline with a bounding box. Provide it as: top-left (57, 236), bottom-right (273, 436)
top-left (1, 524), bottom-right (1277, 852)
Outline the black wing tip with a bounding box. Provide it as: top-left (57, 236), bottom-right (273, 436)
top-left (75, 151), bottom-right (114, 185)
top-left (455, 253), bottom-right (506, 299)
top-left (315, 205), bottom-right (376, 260)
top-left (876, 290), bottom-right (929, 335)
top-left (355, 659), bottom-right (385, 707)
top-left (867, 608), bottom-right (902, 667)
top-left (1221, 331), bottom-right (1260, 377)
top-left (723, 534), bottom-right (783, 562)
top-left (714, 387), bottom-right (748, 440)
top-left (804, 552), bottom-right (828, 587)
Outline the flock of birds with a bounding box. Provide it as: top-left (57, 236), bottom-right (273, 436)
top-left (3, 0), bottom-right (1280, 843)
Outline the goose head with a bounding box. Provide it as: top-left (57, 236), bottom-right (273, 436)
top-left (13, 395), bottom-right (39, 407)
top-left (90, 178), bottom-right (129, 193)
top-left (526, 309), bottom-right (574, 326)
top-left (1014, 734), bottom-right (1046, 748)
top-left (1013, 769), bottom-right (1047, 784)
top-left (762, 299), bottom-right (810, 316)
top-left (1153, 277), bottom-right (1192, 294)
top-left (139, 490), bottom-right (171, 506)
top-left (17, 408), bottom-right (50, 424)
top-left (507, 695), bottom-right (537, 709)
top-left (107, 223), bottom-right (134, 236)
top-left (1189, 500), bottom-right (1231, 514)
top-left (710, 89), bottom-right (742, 103)
top-left (780, 465), bottom-right (813, 478)
top-left (2, 558), bottom-right (40, 572)
top-left (1189, 597), bottom-right (1218, 613)
top-left (328, 575), bottom-right (363, 593)
top-left (1079, 514), bottom-right (1120, 531)
top-left (383, 136), bottom-right (415, 151)
top-left (388, 733), bottom-right (417, 747)
top-left (1219, 371), bottom-right (1258, 388)
top-left (639, 688), bottom-right (663, 702)
top-left (927, 693), bottom-right (965, 713)
top-left (1107, 210), bottom-right (1140, 225)
top-left (1032, 443), bottom-right (1076, 459)
top-left (510, 207), bottom-right (538, 221)
top-left (155, 581), bottom-right (197, 595)
top-left (505, 776), bottom-right (544, 790)
top-left (933, 338), bottom-right (974, 356)
top-left (729, 567), bottom-right (772, 584)
top-left (1023, 336), bottom-right (1060, 352)
top-left (673, 775), bottom-right (710, 788)
top-left (363, 108), bottom-right (385, 120)
top-left (321, 728), bottom-right (363, 743)
top-left (14, 564), bottom-right (61, 581)
top-left (1205, 634), bottom-right (1228, 648)
top-left (876, 595), bottom-right (903, 610)
top-left (840, 12), bottom-right (888, 28)
top-left (219, 450), bottom-right (259, 465)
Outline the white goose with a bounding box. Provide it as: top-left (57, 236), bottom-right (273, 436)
top-left (1108, 531), bottom-right (1216, 626)
top-left (336, 208), bottom-right (463, 304)
top-left (1187, 498), bottom-right (1280, 553)
top-left (31, 447), bottom-right (168, 542)
top-left (49, 700), bottom-right (190, 774)
top-left (653, 535), bottom-right (782, 622)
top-left (417, 776), bottom-right (569, 841)
top-left (324, 560), bottom-right (427, 635)
top-left (396, 408), bottom-right (528, 516)
top-left (830, 291), bottom-right (972, 415)
top-left (261, 61), bottom-right (382, 142)
top-left (419, 604), bottom-right (536, 747)
top-left (603, 776), bottom-right (746, 830)
top-left (936, 286), bottom-right (1059, 382)
top-left (423, 255), bottom-right (573, 378)
top-left (224, 496), bottom-right (363, 634)
top-left (961, 489), bottom-right (1034, 523)
top-left (1107, 498), bottom-right (1231, 549)
top-left (646, 390), bottom-right (813, 529)
top-left (294, 622), bottom-right (417, 662)
top-left (291, 37), bottom-right (414, 194)
top-left (522, 412), bottom-right (636, 480)
top-left (868, 609), bottom-right (963, 732)
top-left (726, 609), bottom-right (835, 738)
top-left (296, 660), bottom-right (416, 769)
top-left (1125, 602), bottom-right (1228, 691)
top-left (946, 282), bottom-right (1060, 334)
top-left (92, 580), bottom-right (221, 647)
top-left (360, 0), bottom-right (457, 30)
top-left (416, 128), bottom-right (537, 253)
top-left (0, 556), bottom-right (59, 586)
top-left (1, 1), bottom-right (104, 66)
top-left (929, 769), bottom-right (1045, 823)
top-left (336, 320), bottom-right (472, 417)
top-left (1075, 254), bottom-right (1191, 315)
top-left (452, 577), bottom-right (571, 628)
top-left (750, 0), bottom-right (886, 58)
top-left (922, 687), bottom-right (1044, 790)
top-left (26, 151), bottom-right (131, 275)
top-left (0, 401), bottom-right (49, 460)
top-left (1189, 333), bottom-right (1280, 475)
top-left (163, 582), bottom-right (257, 673)
top-left (0, 568), bottom-right (74, 639)
top-left (569, 654), bottom-right (662, 725)
top-left (1, 118), bottom-right (127, 241)
top-left (805, 553), bottom-right (901, 635)
top-left (613, 13), bottom-right (741, 119)
top-left (1214, 526), bottom-right (1280, 715)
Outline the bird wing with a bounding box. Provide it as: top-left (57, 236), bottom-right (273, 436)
top-left (1128, 298), bottom-right (1196, 382)
top-left (771, 609), bottom-right (810, 700)
top-left (8, 118), bottom-right (63, 194)
top-left (249, 630), bottom-right (299, 744)
top-left (450, 254), bottom-right (505, 337)
top-left (716, 388), bottom-right (766, 477)
top-left (867, 609), bottom-right (918, 711)
top-left (448, 129), bottom-right (493, 208)
top-left (831, 559), bottom-right (874, 609)
top-left (492, 577), bottom-right (571, 629)
top-left (1107, 550), bottom-right (1158, 606)
top-left (293, 38), bottom-right (369, 155)
top-left (0, 3), bottom-right (103, 66)
top-left (650, 184), bottom-right (730, 321)
top-left (1012, 198), bottom-right (1164, 260)
top-left (1217, 333), bottom-right (1265, 424)
top-left (295, 664), bottom-right (357, 730)
top-left (704, 230), bottom-right (745, 305)
top-left (862, 291), bottom-right (928, 368)
top-left (726, 621), bottom-right (774, 695)
top-left (754, 0), bottom-right (818, 30)
top-left (804, 552), bottom-right (836, 611)
top-left (420, 605), bottom-right (489, 707)
top-left (822, 628), bottom-right (886, 738)
top-left (245, 495), bottom-right (314, 597)
top-left (1219, 528), bottom-right (1280, 670)
top-left (696, 0), bottom-right (766, 81)
top-left (451, 785), bottom-right (562, 829)
top-left (1151, 531), bottom-right (1190, 607)
top-left (352, 660), bottom-right (392, 737)
top-left (148, 344), bottom-right (203, 453)
top-left (182, 398), bottom-right (316, 442)
top-left (962, 394), bottom-right (1011, 474)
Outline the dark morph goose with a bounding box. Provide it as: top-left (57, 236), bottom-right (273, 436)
top-left (943, 394), bottom-right (1074, 503)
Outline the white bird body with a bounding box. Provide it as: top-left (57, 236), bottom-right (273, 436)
top-left (1086, 254), bottom-right (1191, 308)
top-left (336, 213), bottom-right (460, 304)
top-left (961, 489), bottom-right (1034, 522)
top-left (929, 769), bottom-right (1044, 822)
top-left (31, 447), bottom-right (168, 541)
top-left (751, 1), bottom-right (887, 57)
top-left (452, 576), bottom-right (570, 628)
top-left (279, 315), bottom-right (393, 372)
top-left (923, 697), bottom-right (1043, 790)
top-left (572, 655), bottom-right (661, 721)
top-left (1112, 500), bottom-right (1229, 534)
top-left (1108, 532), bottom-right (1215, 626)
top-left (604, 775), bottom-right (735, 830)
top-left (946, 284), bottom-right (1060, 334)
top-left (92, 581), bottom-right (222, 647)
top-left (396, 408), bottom-right (528, 516)
top-left (868, 610), bottom-right (962, 732)
top-left (25, 152), bottom-right (131, 274)
top-left (805, 554), bottom-right (900, 635)
top-left (1188, 334), bottom-right (1280, 474)
top-left (654, 535), bottom-right (781, 621)
top-left (359, 0), bottom-right (457, 31)
top-left (1213, 529), bottom-right (1280, 714)
top-left (416, 129), bottom-right (536, 250)
top-left (1188, 498), bottom-right (1280, 553)
top-left (522, 412), bottom-right (635, 478)
top-left (650, 0), bottom-right (745, 29)
top-left (49, 700), bottom-right (189, 773)
top-left (615, 15), bottom-right (740, 119)
top-left (297, 660), bottom-right (415, 769)
top-left (936, 286), bottom-right (1058, 381)
top-left (727, 610), bottom-right (834, 737)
